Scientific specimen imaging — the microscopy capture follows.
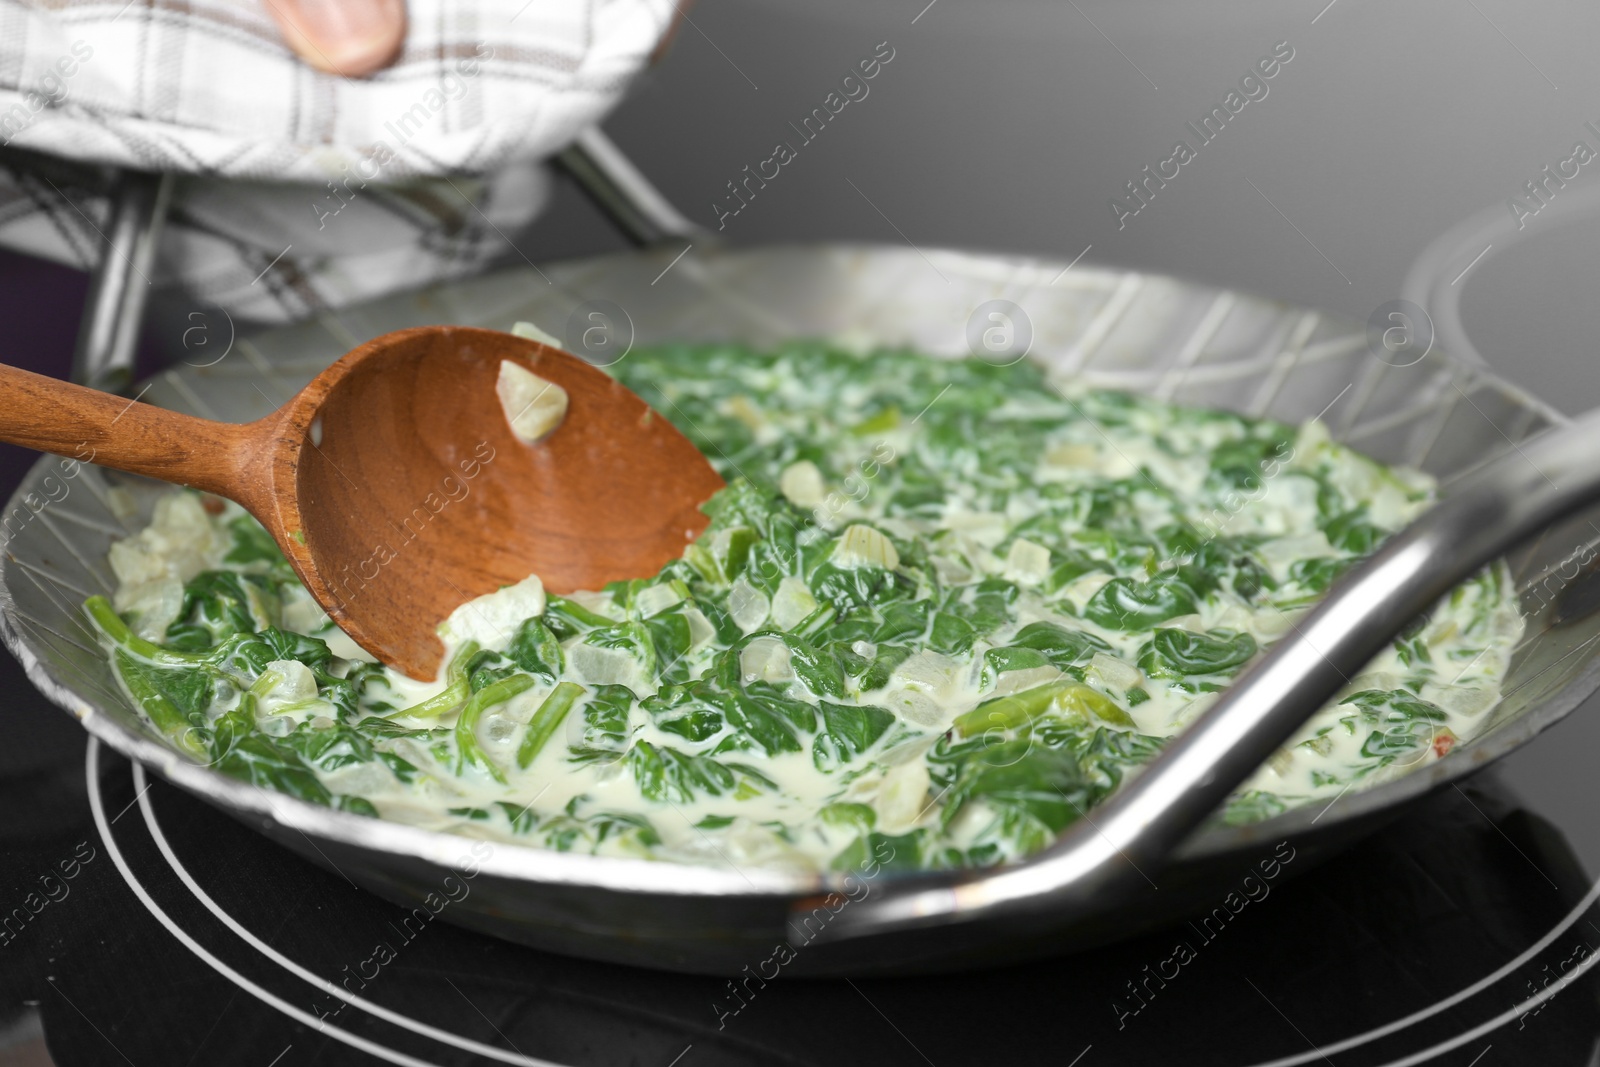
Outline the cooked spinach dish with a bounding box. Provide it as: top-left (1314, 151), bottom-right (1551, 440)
top-left (89, 341), bottom-right (1524, 872)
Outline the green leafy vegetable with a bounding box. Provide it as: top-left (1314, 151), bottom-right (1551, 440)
top-left (1083, 578), bottom-right (1200, 631)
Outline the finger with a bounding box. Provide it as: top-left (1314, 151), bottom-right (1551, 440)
top-left (263, 0), bottom-right (407, 77)
top-left (651, 2), bottom-right (695, 66)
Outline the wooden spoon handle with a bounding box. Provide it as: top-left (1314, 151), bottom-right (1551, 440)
top-left (0, 362), bottom-right (263, 503)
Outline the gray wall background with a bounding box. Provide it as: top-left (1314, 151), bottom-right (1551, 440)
top-left (527, 0), bottom-right (1600, 415)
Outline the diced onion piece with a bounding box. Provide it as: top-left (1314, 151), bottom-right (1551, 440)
top-left (1433, 686), bottom-right (1495, 716)
top-left (1290, 419), bottom-right (1332, 470)
top-left (509, 320), bottom-right (562, 348)
top-left (779, 460), bottom-right (826, 508)
top-left (439, 573), bottom-right (546, 652)
top-left (261, 659), bottom-right (318, 710)
top-left (320, 762), bottom-right (395, 795)
top-left (1257, 533), bottom-right (1333, 570)
top-left (1300, 734), bottom-right (1333, 756)
top-left (943, 511), bottom-right (1008, 547)
top-left (1251, 605), bottom-right (1308, 640)
top-left (109, 492), bottom-right (221, 591)
top-left (1426, 619), bottom-right (1459, 646)
top-left (117, 577), bottom-right (185, 642)
top-left (568, 590), bottom-right (619, 619)
top-left (280, 586), bottom-right (329, 633)
top-left (769, 576), bottom-right (817, 631)
top-left (884, 687), bottom-right (944, 727)
top-left (891, 650), bottom-right (959, 697)
top-left (739, 636), bottom-right (793, 684)
top-left (324, 628), bottom-right (378, 663)
top-left (259, 715), bottom-right (293, 737)
top-left (497, 360), bottom-right (568, 444)
top-left (1171, 692), bottom-right (1217, 728)
top-left (833, 525), bottom-right (900, 571)
top-left (931, 554), bottom-right (973, 585)
top-left (1003, 538), bottom-right (1052, 586)
top-left (876, 759), bottom-right (931, 832)
top-left (728, 578), bottom-right (771, 634)
top-left (570, 642), bottom-right (653, 693)
top-left (722, 395), bottom-right (765, 434)
top-left (995, 665), bottom-right (1065, 695)
top-left (634, 583), bottom-right (684, 617)
top-left (682, 606), bottom-right (716, 650)
top-left (1042, 441), bottom-right (1097, 468)
top-left (1061, 572), bottom-right (1113, 610)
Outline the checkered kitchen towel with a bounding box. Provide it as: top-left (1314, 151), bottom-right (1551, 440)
top-left (0, 0), bottom-right (674, 322)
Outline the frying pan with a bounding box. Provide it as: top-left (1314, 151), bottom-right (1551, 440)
top-left (4, 138), bottom-right (1600, 976)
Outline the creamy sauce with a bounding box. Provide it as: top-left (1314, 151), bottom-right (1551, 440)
top-left (88, 342), bottom-right (1524, 873)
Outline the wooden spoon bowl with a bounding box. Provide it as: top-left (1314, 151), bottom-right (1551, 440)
top-left (0, 327), bottom-right (725, 679)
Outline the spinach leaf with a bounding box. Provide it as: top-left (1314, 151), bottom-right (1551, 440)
top-left (1229, 554), bottom-right (1278, 600)
top-left (254, 627), bottom-right (334, 674)
top-left (569, 684), bottom-right (630, 758)
top-left (1138, 628), bottom-right (1257, 679)
top-left (1044, 554), bottom-right (1111, 594)
top-left (761, 633), bottom-right (847, 699)
top-left (167, 571), bottom-right (270, 648)
top-left (543, 595), bottom-right (614, 638)
top-left (1341, 689), bottom-right (1448, 766)
top-left (1289, 557), bottom-right (1356, 594)
top-left (830, 830), bottom-right (926, 874)
top-left (627, 740), bottom-right (736, 803)
top-left (1209, 434), bottom-right (1291, 489)
top-left (928, 612), bottom-right (976, 655)
top-left (1072, 727), bottom-right (1165, 793)
top-left (581, 622), bottom-right (658, 681)
top-left (819, 802), bottom-right (876, 833)
top-left (641, 684), bottom-right (725, 743)
top-left (1322, 509), bottom-right (1385, 554)
top-left (537, 809), bottom-right (662, 853)
top-left (941, 741), bottom-right (1094, 857)
top-left (1083, 577), bottom-right (1200, 631)
top-left (508, 618), bottom-right (564, 682)
top-left (812, 701), bottom-right (895, 771)
top-left (707, 686), bottom-right (807, 757)
top-left (858, 644), bottom-right (913, 691)
top-left (1223, 790), bottom-right (1287, 825)
top-left (224, 515), bottom-right (286, 567)
top-left (279, 719), bottom-right (376, 770)
top-left (980, 646), bottom-right (1053, 687)
top-left (873, 600), bottom-right (930, 642)
top-left (114, 651), bottom-right (214, 727)
top-left (643, 611), bottom-right (695, 685)
top-left (808, 561), bottom-right (891, 615)
top-left (1009, 621), bottom-right (1111, 669)
top-left (214, 733), bottom-right (333, 806)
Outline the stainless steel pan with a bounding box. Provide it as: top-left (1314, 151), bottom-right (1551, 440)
top-left (6, 174), bottom-right (1600, 978)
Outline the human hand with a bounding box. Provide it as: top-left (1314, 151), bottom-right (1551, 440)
top-left (262, 0), bottom-right (407, 77)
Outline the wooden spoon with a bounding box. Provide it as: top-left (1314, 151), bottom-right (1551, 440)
top-left (0, 326), bottom-right (725, 680)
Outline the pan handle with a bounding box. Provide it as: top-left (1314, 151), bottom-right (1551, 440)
top-left (555, 127), bottom-right (709, 246)
top-left (811, 406), bottom-right (1600, 943)
top-left (71, 169), bottom-right (173, 393)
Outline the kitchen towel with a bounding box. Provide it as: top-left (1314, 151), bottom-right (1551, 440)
top-left (0, 0), bottom-right (675, 322)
